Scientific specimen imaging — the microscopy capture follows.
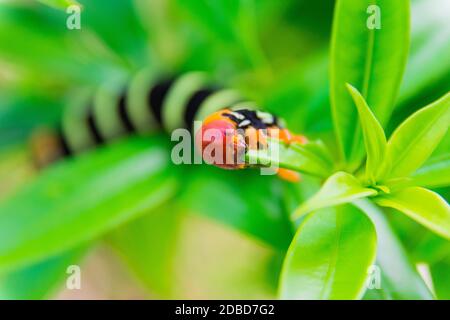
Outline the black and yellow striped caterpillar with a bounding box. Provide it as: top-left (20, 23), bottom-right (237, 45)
top-left (32, 71), bottom-right (241, 163)
top-left (32, 69), bottom-right (306, 182)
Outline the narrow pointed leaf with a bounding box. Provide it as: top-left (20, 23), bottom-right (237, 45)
top-left (385, 92), bottom-right (450, 178)
top-left (346, 84), bottom-right (387, 182)
top-left (412, 153), bottom-right (450, 188)
top-left (279, 205), bottom-right (377, 300)
top-left (375, 187), bottom-right (450, 240)
top-left (293, 172), bottom-right (377, 219)
top-left (330, 0), bottom-right (410, 166)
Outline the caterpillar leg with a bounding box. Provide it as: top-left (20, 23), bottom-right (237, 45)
top-left (289, 134), bottom-right (308, 144)
top-left (277, 168), bottom-right (301, 183)
top-left (277, 128), bottom-right (308, 145)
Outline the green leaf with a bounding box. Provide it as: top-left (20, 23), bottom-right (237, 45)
top-left (0, 247), bottom-right (87, 299)
top-left (375, 187), bottom-right (450, 240)
top-left (431, 259), bottom-right (450, 300)
top-left (398, 0), bottom-right (450, 106)
top-left (412, 153), bottom-right (450, 188)
top-left (107, 205), bottom-right (182, 298)
top-left (180, 166), bottom-right (294, 251)
top-left (279, 205), bottom-right (377, 299)
top-left (385, 92), bottom-right (450, 179)
top-left (330, 0), bottom-right (410, 166)
top-left (245, 138), bottom-right (333, 178)
top-left (407, 132), bottom-right (450, 190)
top-left (0, 136), bottom-right (178, 274)
top-left (262, 51), bottom-right (331, 134)
top-left (346, 84), bottom-right (387, 183)
top-left (355, 199), bottom-right (433, 300)
top-left (293, 172), bottom-right (377, 219)
top-left (37, 0), bottom-right (80, 10)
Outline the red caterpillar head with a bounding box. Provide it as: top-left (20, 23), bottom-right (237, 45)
top-left (195, 109), bottom-right (247, 169)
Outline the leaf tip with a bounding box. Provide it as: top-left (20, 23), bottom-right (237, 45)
top-left (345, 82), bottom-right (356, 91)
top-left (292, 206), bottom-right (308, 220)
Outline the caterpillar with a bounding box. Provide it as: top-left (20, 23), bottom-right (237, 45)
top-left (31, 70), bottom-right (306, 182)
top-left (198, 108), bottom-right (307, 182)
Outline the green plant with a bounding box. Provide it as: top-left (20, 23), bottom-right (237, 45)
top-left (0, 0), bottom-right (448, 300)
top-left (258, 0), bottom-right (450, 299)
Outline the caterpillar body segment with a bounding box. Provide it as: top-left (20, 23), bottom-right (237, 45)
top-left (38, 71), bottom-right (240, 162)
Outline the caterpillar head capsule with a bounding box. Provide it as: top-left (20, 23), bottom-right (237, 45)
top-left (195, 109), bottom-right (247, 169)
